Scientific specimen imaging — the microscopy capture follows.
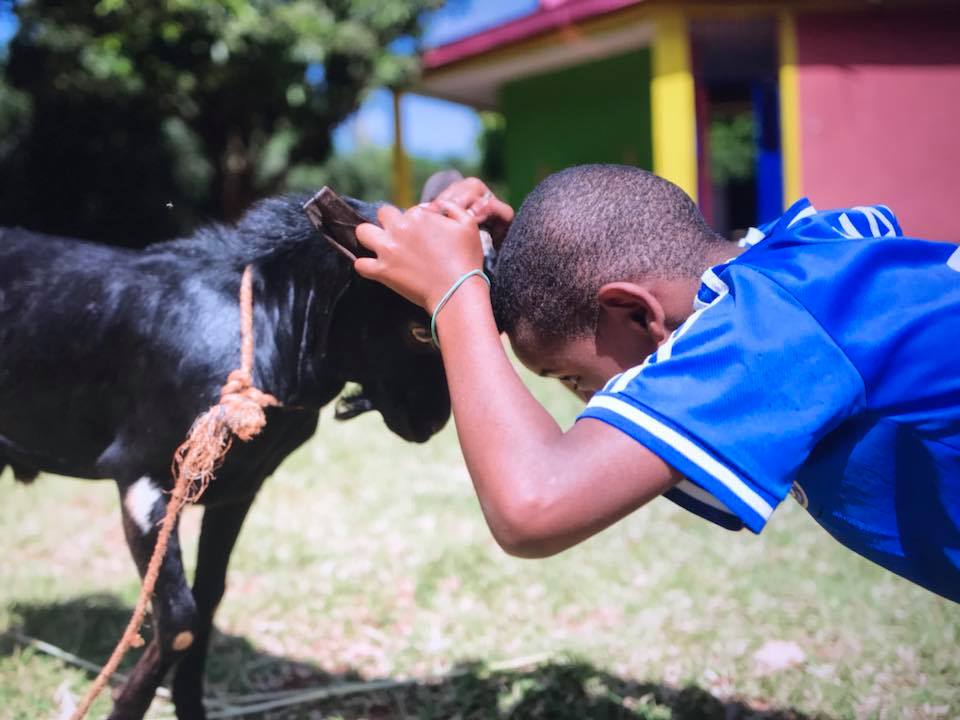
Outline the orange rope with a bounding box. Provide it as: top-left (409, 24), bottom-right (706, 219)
top-left (70, 265), bottom-right (279, 720)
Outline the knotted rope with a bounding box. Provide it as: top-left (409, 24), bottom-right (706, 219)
top-left (71, 265), bottom-right (279, 720)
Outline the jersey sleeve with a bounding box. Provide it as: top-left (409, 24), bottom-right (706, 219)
top-left (578, 266), bottom-right (865, 533)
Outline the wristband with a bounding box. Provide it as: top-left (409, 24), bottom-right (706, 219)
top-left (430, 269), bottom-right (491, 348)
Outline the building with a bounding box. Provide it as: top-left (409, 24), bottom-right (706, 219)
top-left (416, 0), bottom-right (960, 239)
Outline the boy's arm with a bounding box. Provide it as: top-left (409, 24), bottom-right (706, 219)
top-left (355, 203), bottom-right (679, 558)
top-left (437, 279), bottom-right (680, 557)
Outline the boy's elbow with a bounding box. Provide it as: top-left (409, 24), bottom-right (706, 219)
top-left (488, 488), bottom-right (563, 559)
top-left (497, 535), bottom-right (557, 559)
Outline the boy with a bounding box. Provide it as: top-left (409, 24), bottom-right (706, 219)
top-left (354, 164), bottom-right (960, 603)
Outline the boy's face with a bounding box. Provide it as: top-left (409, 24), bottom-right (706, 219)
top-left (510, 277), bottom-right (701, 401)
top-left (511, 309), bottom-right (661, 402)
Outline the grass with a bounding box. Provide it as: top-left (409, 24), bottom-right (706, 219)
top-left (1, 370), bottom-right (958, 719)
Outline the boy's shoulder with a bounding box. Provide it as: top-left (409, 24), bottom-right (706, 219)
top-left (699, 200), bottom-right (960, 441)
top-left (719, 199), bottom-right (959, 313)
top-left (737, 198), bottom-right (904, 250)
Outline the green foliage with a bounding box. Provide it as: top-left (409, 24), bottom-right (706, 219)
top-left (478, 112), bottom-right (505, 182)
top-left (1, 370), bottom-right (958, 718)
top-left (287, 145), bottom-right (478, 204)
top-left (0, 0), bottom-right (449, 244)
top-left (0, 74), bottom-right (29, 158)
top-left (709, 111), bottom-right (756, 185)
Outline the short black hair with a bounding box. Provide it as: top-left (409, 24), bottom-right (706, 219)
top-left (492, 164), bottom-right (723, 344)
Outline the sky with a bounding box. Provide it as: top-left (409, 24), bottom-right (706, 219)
top-left (0, 10), bottom-right (14, 48)
top-left (333, 0), bottom-right (537, 159)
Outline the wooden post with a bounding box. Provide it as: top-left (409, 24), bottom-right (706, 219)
top-left (391, 88), bottom-right (413, 208)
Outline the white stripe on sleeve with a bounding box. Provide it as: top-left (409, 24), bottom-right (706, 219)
top-left (856, 206), bottom-right (880, 237)
top-left (587, 394), bottom-right (774, 522)
top-left (786, 204), bottom-right (817, 227)
top-left (855, 206), bottom-right (896, 237)
top-left (700, 267), bottom-right (728, 297)
top-left (739, 226), bottom-right (766, 247)
top-left (947, 247), bottom-right (960, 272)
top-left (838, 213), bottom-right (864, 239)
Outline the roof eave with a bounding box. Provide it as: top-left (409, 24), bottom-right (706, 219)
top-left (418, 2), bottom-right (654, 109)
top-left (423, 0), bottom-right (648, 71)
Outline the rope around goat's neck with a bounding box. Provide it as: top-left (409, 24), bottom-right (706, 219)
top-left (70, 265), bottom-right (279, 720)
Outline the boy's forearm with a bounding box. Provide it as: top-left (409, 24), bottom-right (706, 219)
top-left (433, 279), bottom-right (569, 549)
top-left (432, 279), bottom-right (677, 557)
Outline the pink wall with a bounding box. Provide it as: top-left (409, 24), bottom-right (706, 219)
top-left (796, 9), bottom-right (960, 241)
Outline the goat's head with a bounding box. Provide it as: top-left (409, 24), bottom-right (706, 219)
top-left (327, 276), bottom-right (449, 443)
top-left (302, 180), bottom-right (458, 444)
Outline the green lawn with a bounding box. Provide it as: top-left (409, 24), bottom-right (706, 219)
top-left (1, 373), bottom-right (958, 719)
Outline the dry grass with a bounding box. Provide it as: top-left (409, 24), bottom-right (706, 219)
top-left (1, 372), bottom-right (958, 719)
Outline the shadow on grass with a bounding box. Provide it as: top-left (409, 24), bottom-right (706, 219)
top-left (1, 595), bottom-right (829, 720)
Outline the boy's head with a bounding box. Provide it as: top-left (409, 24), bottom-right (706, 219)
top-left (491, 164), bottom-right (728, 396)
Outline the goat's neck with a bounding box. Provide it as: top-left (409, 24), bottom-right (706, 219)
top-left (253, 250), bottom-right (351, 408)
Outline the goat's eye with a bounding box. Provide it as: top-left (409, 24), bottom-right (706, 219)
top-left (409, 324), bottom-right (433, 345)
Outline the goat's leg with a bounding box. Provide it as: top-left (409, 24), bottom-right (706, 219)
top-left (171, 495), bottom-right (257, 717)
top-left (109, 475), bottom-right (198, 720)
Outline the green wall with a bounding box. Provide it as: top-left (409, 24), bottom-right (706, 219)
top-left (499, 48), bottom-right (653, 206)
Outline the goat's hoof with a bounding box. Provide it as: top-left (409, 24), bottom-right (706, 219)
top-left (106, 703), bottom-right (151, 720)
top-left (172, 631), bottom-right (194, 651)
top-left (172, 697), bottom-right (207, 720)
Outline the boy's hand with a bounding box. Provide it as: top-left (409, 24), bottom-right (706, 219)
top-left (425, 177), bottom-right (514, 247)
top-left (355, 202), bottom-right (485, 313)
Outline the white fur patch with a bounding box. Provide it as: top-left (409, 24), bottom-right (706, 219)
top-left (125, 476), bottom-right (161, 534)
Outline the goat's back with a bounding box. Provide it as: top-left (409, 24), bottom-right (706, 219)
top-left (0, 227), bottom-right (248, 479)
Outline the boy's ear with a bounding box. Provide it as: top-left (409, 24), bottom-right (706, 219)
top-left (597, 282), bottom-right (670, 347)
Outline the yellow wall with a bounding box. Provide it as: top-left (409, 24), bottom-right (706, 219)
top-left (651, 9), bottom-right (698, 202)
top-left (778, 11), bottom-right (803, 207)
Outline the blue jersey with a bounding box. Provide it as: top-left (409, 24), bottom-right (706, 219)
top-left (579, 199), bottom-right (960, 602)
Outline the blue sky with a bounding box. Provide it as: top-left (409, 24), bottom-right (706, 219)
top-left (0, 1), bottom-right (535, 159)
top-left (425, 0), bottom-right (535, 47)
top-left (0, 9), bottom-right (15, 48)
top-left (334, 0), bottom-right (537, 159)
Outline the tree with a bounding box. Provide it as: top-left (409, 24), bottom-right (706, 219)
top-left (477, 110), bottom-right (508, 201)
top-left (0, 0), bottom-right (447, 244)
top-left (287, 144), bottom-right (477, 204)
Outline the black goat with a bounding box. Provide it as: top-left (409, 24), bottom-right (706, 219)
top-left (0, 186), bottom-right (451, 719)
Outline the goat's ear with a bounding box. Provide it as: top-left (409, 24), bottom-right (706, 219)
top-left (303, 187), bottom-right (376, 262)
top-left (419, 169), bottom-right (499, 278)
top-left (420, 169), bottom-right (464, 203)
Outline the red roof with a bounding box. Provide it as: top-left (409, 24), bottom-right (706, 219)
top-left (423, 0), bottom-right (646, 70)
